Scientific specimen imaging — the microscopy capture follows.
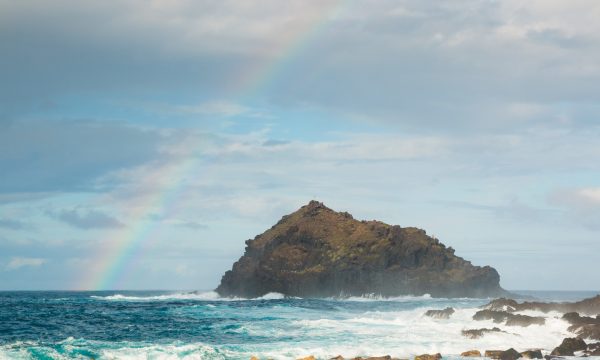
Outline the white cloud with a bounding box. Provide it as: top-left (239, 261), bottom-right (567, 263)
top-left (5, 257), bottom-right (46, 271)
top-left (174, 101), bottom-right (250, 117)
top-left (550, 187), bottom-right (600, 209)
top-left (549, 187), bottom-right (600, 231)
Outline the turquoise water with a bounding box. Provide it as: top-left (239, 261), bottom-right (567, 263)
top-left (0, 290), bottom-right (598, 359)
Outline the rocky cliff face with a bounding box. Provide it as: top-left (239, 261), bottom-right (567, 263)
top-left (216, 201), bottom-right (506, 298)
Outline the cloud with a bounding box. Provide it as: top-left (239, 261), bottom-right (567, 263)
top-left (2, 0), bottom-right (599, 131)
top-left (549, 187), bottom-right (600, 231)
top-left (174, 101), bottom-right (250, 117)
top-left (5, 257), bottom-right (46, 270)
top-left (147, 213), bottom-right (208, 230)
top-left (0, 120), bottom-right (165, 196)
top-left (48, 208), bottom-right (124, 229)
top-left (550, 187), bottom-right (600, 209)
top-left (0, 218), bottom-right (30, 230)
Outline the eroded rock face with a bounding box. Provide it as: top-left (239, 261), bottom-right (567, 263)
top-left (217, 201), bottom-right (507, 298)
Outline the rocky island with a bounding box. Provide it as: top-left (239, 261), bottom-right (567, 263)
top-left (216, 201), bottom-right (507, 298)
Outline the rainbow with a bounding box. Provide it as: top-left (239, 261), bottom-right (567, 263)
top-left (82, 0), bottom-right (352, 290)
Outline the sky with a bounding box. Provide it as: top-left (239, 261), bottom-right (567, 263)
top-left (1, 0), bottom-right (599, 291)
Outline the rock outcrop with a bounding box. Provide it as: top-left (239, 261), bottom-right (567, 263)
top-left (483, 296), bottom-right (600, 315)
top-left (473, 310), bottom-right (545, 327)
top-left (551, 338), bottom-right (587, 356)
top-left (425, 307), bottom-right (455, 319)
top-left (217, 201), bottom-right (506, 298)
top-left (460, 350), bottom-right (481, 357)
top-left (520, 350), bottom-right (543, 359)
top-left (499, 348), bottom-right (522, 360)
top-left (562, 312), bottom-right (600, 341)
top-left (414, 353), bottom-right (441, 360)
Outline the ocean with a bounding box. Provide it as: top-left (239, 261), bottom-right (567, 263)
top-left (1, 290), bottom-right (598, 359)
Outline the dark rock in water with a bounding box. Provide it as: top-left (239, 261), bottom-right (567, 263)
top-left (505, 314), bottom-right (545, 327)
top-left (562, 312), bottom-right (600, 341)
top-left (543, 356), bottom-right (564, 360)
top-left (570, 324), bottom-right (600, 341)
top-left (425, 307), bottom-right (455, 319)
top-left (485, 350), bottom-right (504, 359)
top-left (461, 350), bottom-right (482, 357)
top-left (483, 295), bottom-right (600, 315)
top-left (484, 298), bottom-right (519, 312)
top-left (473, 310), bottom-right (544, 327)
top-left (587, 342), bottom-right (600, 356)
top-left (499, 348), bottom-right (521, 360)
top-left (520, 350), bottom-right (543, 359)
top-left (474, 310), bottom-right (509, 323)
top-left (415, 353), bottom-right (442, 360)
top-left (462, 327), bottom-right (504, 339)
top-left (216, 201), bottom-right (507, 298)
top-left (551, 337), bottom-right (587, 356)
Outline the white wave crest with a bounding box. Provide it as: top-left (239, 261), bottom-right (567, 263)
top-left (338, 293), bottom-right (433, 302)
top-left (91, 291), bottom-right (286, 302)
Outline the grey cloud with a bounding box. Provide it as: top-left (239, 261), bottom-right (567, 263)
top-left (48, 208), bottom-right (124, 229)
top-left (146, 213), bottom-right (208, 230)
top-left (262, 139), bottom-right (290, 147)
top-left (172, 221), bottom-right (208, 230)
top-left (526, 28), bottom-right (589, 49)
top-left (0, 120), bottom-right (164, 195)
top-left (0, 218), bottom-right (31, 230)
top-left (3, 0), bottom-right (600, 132)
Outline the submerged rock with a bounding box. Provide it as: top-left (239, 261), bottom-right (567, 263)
top-left (550, 337), bottom-right (587, 356)
top-left (460, 350), bottom-right (482, 357)
top-left (425, 307), bottom-right (455, 319)
top-left (520, 350), bottom-right (543, 359)
top-left (462, 327), bottom-right (504, 339)
top-left (216, 201), bottom-right (507, 298)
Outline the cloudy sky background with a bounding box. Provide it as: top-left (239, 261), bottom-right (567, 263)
top-left (1, 0), bottom-right (599, 291)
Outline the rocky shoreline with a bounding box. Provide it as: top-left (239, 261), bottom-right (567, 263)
top-left (250, 295), bottom-right (600, 360)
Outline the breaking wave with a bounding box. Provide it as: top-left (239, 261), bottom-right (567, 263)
top-left (90, 291), bottom-right (287, 301)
